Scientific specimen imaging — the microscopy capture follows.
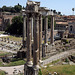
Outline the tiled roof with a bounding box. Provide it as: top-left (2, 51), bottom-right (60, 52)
top-left (56, 22), bottom-right (68, 25)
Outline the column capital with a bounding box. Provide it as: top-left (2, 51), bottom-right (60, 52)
top-left (27, 13), bottom-right (33, 18)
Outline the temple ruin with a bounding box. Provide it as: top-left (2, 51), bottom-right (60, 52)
top-left (22, 0), bottom-right (55, 75)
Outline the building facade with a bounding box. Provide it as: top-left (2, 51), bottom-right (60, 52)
top-left (68, 22), bottom-right (75, 34)
top-left (0, 12), bottom-right (19, 31)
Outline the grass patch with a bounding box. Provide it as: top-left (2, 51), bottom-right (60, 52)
top-left (0, 57), bottom-right (26, 67)
top-left (0, 31), bottom-right (5, 34)
top-left (0, 51), bottom-right (12, 57)
top-left (1, 35), bottom-right (22, 42)
top-left (1, 59), bottom-right (26, 67)
top-left (0, 70), bottom-right (5, 75)
top-left (5, 60), bottom-right (25, 66)
top-left (41, 65), bottom-right (75, 75)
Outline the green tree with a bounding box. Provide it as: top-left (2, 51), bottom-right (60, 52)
top-left (6, 16), bottom-right (23, 35)
top-left (14, 3), bottom-right (22, 13)
top-left (2, 6), bottom-right (7, 11)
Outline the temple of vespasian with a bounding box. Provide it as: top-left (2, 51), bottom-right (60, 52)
top-left (22, 1), bottom-right (55, 75)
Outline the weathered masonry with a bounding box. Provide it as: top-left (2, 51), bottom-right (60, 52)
top-left (22, 1), bottom-right (55, 75)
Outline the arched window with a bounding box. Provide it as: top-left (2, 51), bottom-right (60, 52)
top-left (70, 26), bottom-right (73, 32)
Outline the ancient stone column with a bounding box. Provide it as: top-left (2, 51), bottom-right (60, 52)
top-left (26, 13), bottom-right (32, 65)
top-left (31, 17), bottom-right (33, 42)
top-left (51, 16), bottom-right (54, 45)
top-left (23, 14), bottom-right (26, 48)
top-left (43, 16), bottom-right (48, 57)
top-left (44, 16), bottom-right (48, 45)
top-left (33, 13), bottom-right (39, 68)
top-left (39, 14), bottom-right (42, 60)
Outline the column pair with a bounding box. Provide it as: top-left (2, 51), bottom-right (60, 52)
top-left (26, 13), bottom-right (41, 68)
top-left (44, 15), bottom-right (54, 45)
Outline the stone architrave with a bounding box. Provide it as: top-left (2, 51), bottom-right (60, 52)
top-left (51, 16), bottom-right (54, 45)
top-left (39, 14), bottom-right (42, 60)
top-left (23, 14), bottom-right (26, 48)
top-left (33, 13), bottom-right (39, 69)
top-left (26, 13), bottom-right (32, 65)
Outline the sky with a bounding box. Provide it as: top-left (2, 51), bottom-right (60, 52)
top-left (0, 0), bottom-right (75, 15)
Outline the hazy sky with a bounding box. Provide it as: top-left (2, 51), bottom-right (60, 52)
top-left (0, 0), bottom-right (75, 15)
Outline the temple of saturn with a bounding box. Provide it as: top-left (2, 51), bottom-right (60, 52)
top-left (22, 1), bottom-right (55, 75)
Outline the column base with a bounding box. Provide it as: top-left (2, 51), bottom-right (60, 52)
top-left (45, 43), bottom-right (48, 46)
top-left (51, 43), bottom-right (54, 46)
top-left (32, 66), bottom-right (40, 75)
top-left (24, 64), bottom-right (40, 75)
top-left (43, 43), bottom-right (48, 57)
top-left (31, 40), bottom-right (34, 42)
top-left (24, 63), bottom-right (33, 75)
top-left (26, 61), bottom-right (33, 66)
top-left (39, 60), bottom-right (43, 64)
top-left (39, 60), bottom-right (43, 66)
top-left (33, 65), bottom-right (40, 70)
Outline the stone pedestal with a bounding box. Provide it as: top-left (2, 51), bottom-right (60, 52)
top-left (51, 16), bottom-right (54, 45)
top-left (24, 63), bottom-right (33, 75)
top-left (24, 63), bottom-right (39, 75)
top-left (43, 43), bottom-right (48, 57)
top-left (32, 67), bottom-right (39, 75)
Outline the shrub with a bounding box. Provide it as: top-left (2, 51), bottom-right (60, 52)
top-left (38, 69), bottom-right (42, 75)
top-left (62, 39), bottom-right (69, 43)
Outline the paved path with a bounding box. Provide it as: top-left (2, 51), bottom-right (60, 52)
top-left (0, 65), bottom-right (24, 75)
top-left (42, 49), bottom-right (75, 65)
top-left (0, 34), bottom-right (8, 37)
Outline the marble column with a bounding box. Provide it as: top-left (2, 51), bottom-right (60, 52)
top-left (26, 13), bottom-right (32, 65)
top-left (39, 14), bottom-right (42, 60)
top-left (51, 16), bottom-right (54, 45)
top-left (44, 16), bottom-right (48, 45)
top-left (23, 14), bottom-right (26, 48)
top-left (33, 13), bottom-right (39, 69)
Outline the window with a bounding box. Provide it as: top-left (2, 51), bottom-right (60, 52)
top-left (70, 25), bottom-right (73, 32)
